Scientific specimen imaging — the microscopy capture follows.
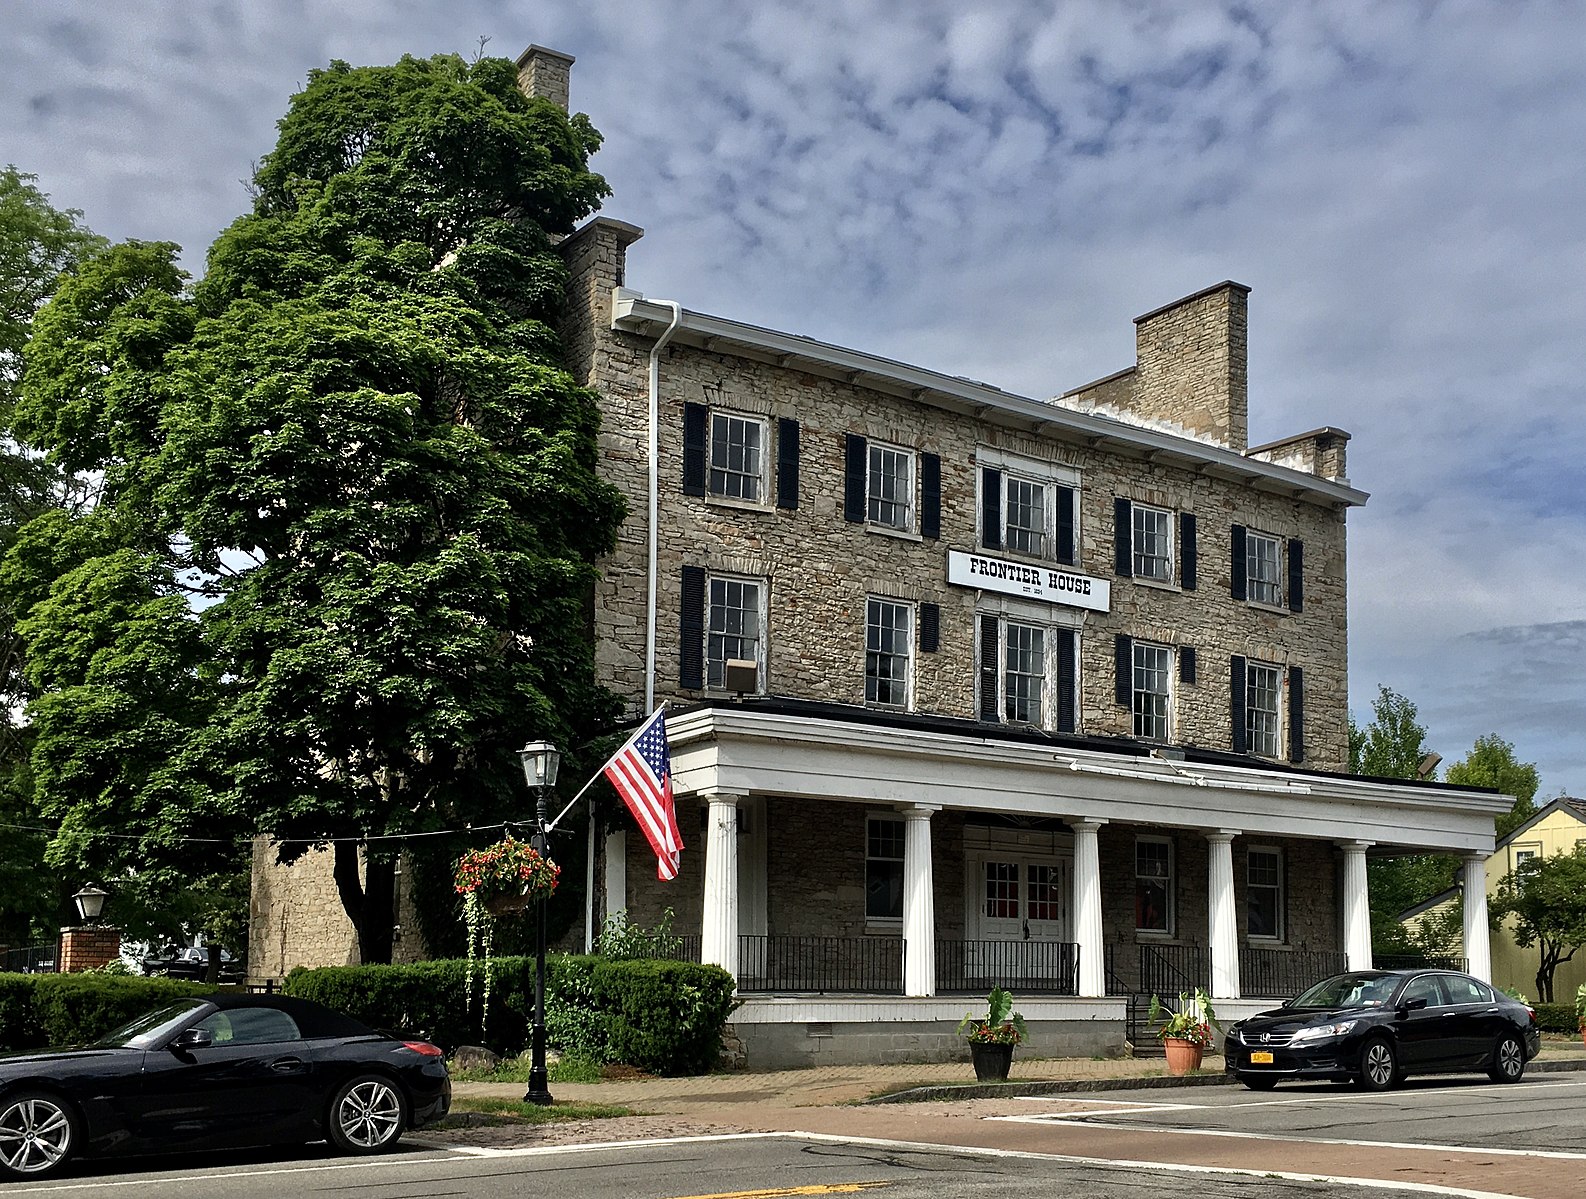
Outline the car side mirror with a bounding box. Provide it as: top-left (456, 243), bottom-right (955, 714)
top-left (170, 1027), bottom-right (214, 1052)
top-left (1399, 997), bottom-right (1428, 1013)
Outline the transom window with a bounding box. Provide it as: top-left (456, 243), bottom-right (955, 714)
top-left (1135, 837), bottom-right (1173, 933)
top-left (706, 577), bottom-right (762, 689)
top-left (866, 816), bottom-right (905, 920)
top-left (1247, 847), bottom-right (1283, 940)
top-left (1247, 531), bottom-right (1282, 606)
top-left (1004, 621), bottom-right (1046, 724)
top-left (1132, 642), bottom-right (1172, 741)
top-left (1005, 476), bottom-right (1047, 556)
top-left (868, 444), bottom-right (914, 530)
top-left (1246, 662), bottom-right (1282, 757)
top-left (707, 412), bottom-right (765, 501)
top-left (1133, 504), bottom-right (1173, 581)
top-left (865, 598), bottom-right (913, 708)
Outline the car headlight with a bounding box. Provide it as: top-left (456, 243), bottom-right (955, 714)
top-left (1288, 1020), bottom-right (1358, 1044)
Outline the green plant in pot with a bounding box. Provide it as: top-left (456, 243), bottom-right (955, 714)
top-left (1575, 983), bottom-right (1586, 1046)
top-left (1150, 988), bottom-right (1219, 1076)
top-left (958, 988), bottom-right (1028, 1081)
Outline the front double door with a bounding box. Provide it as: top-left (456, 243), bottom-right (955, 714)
top-left (966, 853), bottom-right (1073, 989)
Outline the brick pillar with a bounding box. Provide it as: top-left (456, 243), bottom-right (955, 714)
top-left (58, 926), bottom-right (120, 972)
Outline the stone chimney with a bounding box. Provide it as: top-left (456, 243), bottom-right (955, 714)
top-left (1131, 281), bottom-right (1250, 452)
top-left (516, 44), bottom-right (574, 109)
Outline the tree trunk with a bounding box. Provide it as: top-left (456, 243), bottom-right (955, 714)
top-left (332, 840), bottom-right (397, 965)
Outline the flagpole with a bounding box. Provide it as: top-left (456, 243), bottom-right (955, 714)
top-left (543, 706), bottom-right (666, 836)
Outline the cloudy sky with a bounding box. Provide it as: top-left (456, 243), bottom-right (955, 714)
top-left (7, 1), bottom-right (1583, 797)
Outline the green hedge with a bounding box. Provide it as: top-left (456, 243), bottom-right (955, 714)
top-left (1533, 1002), bottom-right (1581, 1034)
top-left (283, 954), bottom-right (736, 1074)
top-left (0, 974), bottom-right (215, 1050)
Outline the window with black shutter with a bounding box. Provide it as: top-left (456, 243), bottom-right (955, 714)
top-left (920, 453), bottom-right (941, 539)
top-left (919, 602), bottom-right (940, 653)
top-left (981, 467), bottom-right (1002, 550)
top-left (682, 403), bottom-right (708, 497)
top-left (978, 613), bottom-right (1001, 722)
top-left (1229, 654), bottom-right (1247, 753)
top-left (1287, 538), bottom-right (1305, 613)
top-left (776, 417), bottom-right (799, 510)
top-left (1056, 627), bottom-right (1076, 733)
top-left (843, 434), bottom-right (867, 523)
top-left (679, 566), bottom-right (706, 689)
top-left (1179, 645), bottom-right (1197, 684)
top-left (1056, 485), bottom-right (1076, 565)
top-left (1288, 666), bottom-right (1305, 763)
top-left (1114, 498), bottom-right (1133, 576)
top-left (1180, 512), bottom-right (1197, 590)
top-left (1115, 634), bottom-right (1133, 705)
top-left (1230, 524), bottom-right (1247, 600)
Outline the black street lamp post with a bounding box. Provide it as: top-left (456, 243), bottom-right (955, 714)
top-left (518, 740), bottom-right (560, 1106)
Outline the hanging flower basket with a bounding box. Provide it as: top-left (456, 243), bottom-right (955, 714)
top-left (453, 838), bottom-right (561, 1037)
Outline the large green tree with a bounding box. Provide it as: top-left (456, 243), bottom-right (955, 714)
top-left (1446, 734), bottom-right (1540, 842)
top-left (8, 54), bottom-right (624, 963)
top-left (1491, 847), bottom-right (1586, 1002)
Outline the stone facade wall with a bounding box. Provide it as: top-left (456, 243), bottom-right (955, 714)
top-left (515, 45), bottom-right (574, 109)
top-left (1133, 282), bottom-right (1250, 451)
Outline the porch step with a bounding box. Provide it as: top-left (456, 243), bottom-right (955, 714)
top-left (1126, 994), bottom-right (1165, 1057)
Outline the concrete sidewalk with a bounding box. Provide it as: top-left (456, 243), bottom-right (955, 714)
top-left (452, 1037), bottom-right (1586, 1117)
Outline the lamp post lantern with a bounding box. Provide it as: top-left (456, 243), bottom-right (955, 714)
top-left (518, 740), bottom-right (561, 1106)
top-left (72, 885), bottom-right (108, 925)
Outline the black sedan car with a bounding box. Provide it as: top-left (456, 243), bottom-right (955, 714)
top-left (1225, 968), bottom-right (1540, 1092)
top-left (141, 945), bottom-right (244, 983)
top-left (0, 994), bottom-right (449, 1180)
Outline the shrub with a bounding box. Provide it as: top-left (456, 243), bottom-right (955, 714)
top-left (1532, 1002), bottom-right (1579, 1034)
top-left (593, 958), bottom-right (737, 1075)
top-left (0, 974), bottom-right (213, 1050)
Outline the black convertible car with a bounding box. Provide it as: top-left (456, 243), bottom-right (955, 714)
top-left (0, 994), bottom-right (450, 1180)
top-left (1225, 968), bottom-right (1540, 1091)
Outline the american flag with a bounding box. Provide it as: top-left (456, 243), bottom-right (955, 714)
top-left (603, 708), bottom-right (682, 881)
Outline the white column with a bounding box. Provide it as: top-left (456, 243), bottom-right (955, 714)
top-left (1072, 820), bottom-right (1107, 998)
top-left (1340, 841), bottom-right (1374, 970)
top-left (902, 805), bottom-right (939, 997)
top-left (1463, 854), bottom-right (1492, 983)
top-left (701, 793), bottom-right (742, 980)
top-left (1206, 830), bottom-right (1241, 1000)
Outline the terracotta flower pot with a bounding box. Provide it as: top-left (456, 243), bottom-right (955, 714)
top-left (970, 1040), bottom-right (1014, 1082)
top-left (1163, 1036), bottom-right (1204, 1076)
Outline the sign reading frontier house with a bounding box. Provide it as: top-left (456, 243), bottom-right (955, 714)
top-left (947, 550), bottom-right (1111, 612)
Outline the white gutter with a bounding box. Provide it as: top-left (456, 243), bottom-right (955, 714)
top-left (645, 301), bottom-right (684, 714)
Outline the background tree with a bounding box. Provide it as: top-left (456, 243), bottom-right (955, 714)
top-left (1445, 733), bottom-right (1540, 842)
top-left (8, 54), bottom-right (624, 964)
top-left (1491, 847), bottom-right (1586, 1001)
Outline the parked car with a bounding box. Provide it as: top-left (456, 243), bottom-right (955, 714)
top-left (0, 994), bottom-right (450, 1180)
top-left (140, 945), bottom-right (243, 983)
top-left (1224, 968), bottom-right (1540, 1092)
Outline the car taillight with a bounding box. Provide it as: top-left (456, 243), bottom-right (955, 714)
top-left (1525, 1006), bottom-right (1537, 1023)
top-left (403, 1040), bottom-right (444, 1057)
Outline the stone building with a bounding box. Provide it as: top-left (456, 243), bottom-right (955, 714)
top-left (249, 44), bottom-right (1511, 1067)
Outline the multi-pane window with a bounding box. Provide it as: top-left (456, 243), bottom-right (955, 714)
top-left (1247, 848), bottom-right (1283, 939)
top-left (984, 861), bottom-right (1019, 919)
top-left (1004, 621), bottom-right (1046, 724)
top-left (1132, 504), bottom-right (1173, 581)
top-left (1247, 531), bottom-right (1282, 606)
top-left (868, 444), bottom-right (913, 530)
top-left (1246, 662), bottom-right (1282, 757)
top-left (707, 412), bottom-right (765, 501)
top-left (1132, 642), bottom-right (1172, 741)
top-left (866, 816), bottom-right (905, 919)
top-left (1136, 838), bottom-right (1173, 933)
top-left (706, 577), bottom-right (761, 688)
top-left (865, 598), bottom-right (912, 708)
top-left (1028, 864), bottom-right (1061, 922)
top-left (1005, 476), bottom-right (1047, 556)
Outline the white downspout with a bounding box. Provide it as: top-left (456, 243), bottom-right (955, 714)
top-left (646, 300), bottom-right (683, 714)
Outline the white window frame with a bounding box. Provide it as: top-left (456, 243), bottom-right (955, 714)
top-left (1246, 529), bottom-right (1283, 607)
top-left (983, 609), bottom-right (1080, 732)
top-left (1132, 503), bottom-right (1174, 582)
top-left (1246, 846), bottom-right (1284, 941)
top-left (1132, 641), bottom-right (1173, 741)
top-left (1135, 835), bottom-right (1174, 936)
top-left (1003, 619), bottom-right (1047, 725)
top-left (706, 410), bottom-right (769, 503)
top-left (1246, 661), bottom-right (1283, 758)
top-left (865, 814), bottom-right (906, 922)
top-left (864, 597), bottom-right (914, 710)
top-left (1003, 473), bottom-right (1049, 558)
top-left (705, 574), bottom-right (766, 691)
top-left (978, 450), bottom-right (1082, 564)
top-left (866, 442), bottom-right (915, 532)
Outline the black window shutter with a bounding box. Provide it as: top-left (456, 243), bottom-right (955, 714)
top-left (679, 566), bottom-right (706, 689)
top-left (1230, 524), bottom-right (1247, 600)
top-left (682, 403), bottom-right (708, 497)
top-left (1115, 634), bottom-right (1133, 706)
top-left (919, 602), bottom-right (940, 653)
top-left (920, 453), bottom-right (941, 539)
top-left (843, 434), bottom-right (867, 523)
top-left (1056, 485), bottom-right (1076, 565)
top-left (1180, 512), bottom-right (1197, 590)
top-left (775, 417), bottom-right (800, 510)
top-left (1056, 628), bottom-right (1076, 733)
top-left (1114, 497), bottom-right (1133, 576)
top-left (1288, 666), bottom-right (1305, 763)
top-left (1287, 537), bottom-right (1305, 613)
top-left (1179, 645), bottom-right (1197, 684)
top-left (981, 467), bottom-right (1002, 550)
top-left (1230, 654), bottom-right (1248, 753)
top-left (978, 613), bottom-right (1001, 722)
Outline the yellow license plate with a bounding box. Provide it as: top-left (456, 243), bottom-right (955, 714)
top-left (1250, 1051), bottom-right (1274, 1064)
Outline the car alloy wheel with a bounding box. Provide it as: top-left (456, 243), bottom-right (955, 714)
top-left (0, 1092), bottom-right (77, 1179)
top-left (1359, 1037), bottom-right (1398, 1091)
top-left (1489, 1035), bottom-right (1525, 1083)
top-left (329, 1075), bottom-right (406, 1153)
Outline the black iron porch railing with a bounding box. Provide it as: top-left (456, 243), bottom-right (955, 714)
top-left (1138, 943), bottom-right (1210, 999)
top-left (1373, 953), bottom-right (1468, 972)
top-left (935, 939), bottom-right (1079, 995)
top-left (1239, 948), bottom-right (1347, 998)
top-left (737, 935), bottom-right (903, 994)
top-left (1, 944), bottom-right (57, 974)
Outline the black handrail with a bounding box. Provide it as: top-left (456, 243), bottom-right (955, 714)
top-left (935, 939), bottom-right (1079, 995)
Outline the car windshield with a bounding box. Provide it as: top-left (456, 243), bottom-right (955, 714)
top-left (90, 999), bottom-right (211, 1048)
top-left (1291, 973), bottom-right (1400, 1009)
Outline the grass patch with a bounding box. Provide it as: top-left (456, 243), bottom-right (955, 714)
top-left (450, 1050), bottom-right (608, 1085)
top-left (446, 1096), bottom-right (636, 1123)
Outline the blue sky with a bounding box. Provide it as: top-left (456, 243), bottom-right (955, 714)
top-left (6, 1), bottom-right (1583, 797)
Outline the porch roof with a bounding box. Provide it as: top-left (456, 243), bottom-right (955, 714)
top-left (665, 699), bottom-right (1509, 855)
